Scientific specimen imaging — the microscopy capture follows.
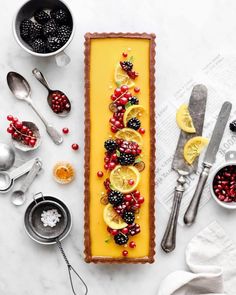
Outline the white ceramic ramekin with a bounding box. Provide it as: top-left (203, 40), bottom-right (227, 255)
top-left (210, 151), bottom-right (236, 209)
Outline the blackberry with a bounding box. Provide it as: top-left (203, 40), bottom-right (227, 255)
top-left (20, 19), bottom-right (33, 41)
top-left (127, 118), bottom-right (141, 130)
top-left (114, 233), bottom-right (129, 245)
top-left (128, 96), bottom-right (139, 105)
top-left (118, 153), bottom-right (135, 166)
top-left (104, 139), bottom-right (117, 152)
top-left (123, 211), bottom-right (135, 224)
top-left (108, 190), bottom-right (124, 206)
top-left (120, 61), bottom-right (133, 72)
top-left (50, 8), bottom-right (69, 25)
top-left (30, 23), bottom-right (43, 40)
top-left (58, 25), bottom-right (71, 45)
top-left (229, 120), bottom-right (236, 132)
top-left (46, 36), bottom-right (61, 52)
top-left (43, 19), bottom-right (58, 37)
top-left (31, 38), bottom-right (46, 53)
top-left (34, 10), bottom-right (50, 24)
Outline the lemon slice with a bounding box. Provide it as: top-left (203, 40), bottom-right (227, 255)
top-left (103, 204), bottom-right (128, 230)
top-left (184, 136), bottom-right (209, 165)
top-left (123, 105), bottom-right (145, 126)
top-left (176, 104), bottom-right (196, 133)
top-left (110, 165), bottom-right (140, 193)
top-left (115, 128), bottom-right (143, 146)
top-left (114, 63), bottom-right (135, 88)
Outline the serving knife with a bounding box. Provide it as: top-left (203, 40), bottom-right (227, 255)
top-left (161, 84), bottom-right (207, 253)
top-left (184, 101), bottom-right (232, 225)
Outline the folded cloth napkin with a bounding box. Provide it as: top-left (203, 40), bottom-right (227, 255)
top-left (158, 221), bottom-right (236, 295)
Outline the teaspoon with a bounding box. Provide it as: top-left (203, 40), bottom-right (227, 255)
top-left (7, 72), bottom-right (63, 145)
top-left (32, 68), bottom-right (71, 117)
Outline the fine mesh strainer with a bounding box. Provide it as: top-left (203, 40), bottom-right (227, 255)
top-left (24, 192), bottom-right (88, 295)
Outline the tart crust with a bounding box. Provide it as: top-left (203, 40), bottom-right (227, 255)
top-left (84, 33), bottom-right (156, 263)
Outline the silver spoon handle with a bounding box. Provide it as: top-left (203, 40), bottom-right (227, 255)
top-left (27, 99), bottom-right (63, 145)
top-left (20, 159), bottom-right (42, 193)
top-left (32, 68), bottom-right (50, 91)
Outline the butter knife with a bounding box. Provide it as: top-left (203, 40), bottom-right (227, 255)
top-left (184, 101), bottom-right (232, 225)
top-left (161, 84), bottom-right (207, 253)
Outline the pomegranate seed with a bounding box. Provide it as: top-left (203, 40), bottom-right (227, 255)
top-left (122, 250), bottom-right (128, 257)
top-left (122, 52), bottom-right (128, 58)
top-left (129, 241), bottom-right (136, 248)
top-left (97, 171), bottom-right (103, 177)
top-left (110, 229), bottom-right (118, 236)
top-left (121, 228), bottom-right (129, 234)
top-left (134, 87), bottom-right (140, 93)
top-left (62, 127), bottom-right (69, 134)
top-left (139, 128), bottom-right (145, 134)
top-left (109, 162), bottom-right (116, 170)
top-left (72, 143), bottom-right (79, 150)
top-left (128, 179), bottom-right (134, 185)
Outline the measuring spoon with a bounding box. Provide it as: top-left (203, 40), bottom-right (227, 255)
top-left (0, 158), bottom-right (40, 193)
top-left (11, 159), bottom-right (42, 206)
top-left (7, 72), bottom-right (63, 145)
top-left (32, 68), bottom-right (71, 117)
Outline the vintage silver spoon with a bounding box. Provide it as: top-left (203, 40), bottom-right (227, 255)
top-left (32, 68), bottom-right (71, 117)
top-left (11, 158), bottom-right (42, 206)
top-left (7, 72), bottom-right (63, 145)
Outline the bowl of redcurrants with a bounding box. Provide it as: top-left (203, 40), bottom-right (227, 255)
top-left (13, 0), bottom-right (74, 66)
top-left (210, 151), bottom-right (236, 209)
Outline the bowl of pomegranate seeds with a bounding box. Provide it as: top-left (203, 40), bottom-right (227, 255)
top-left (210, 151), bottom-right (236, 209)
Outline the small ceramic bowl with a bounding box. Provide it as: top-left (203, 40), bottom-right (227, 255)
top-left (210, 151), bottom-right (236, 209)
top-left (13, 0), bottom-right (75, 66)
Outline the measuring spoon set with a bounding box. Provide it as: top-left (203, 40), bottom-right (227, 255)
top-left (0, 143), bottom-right (42, 206)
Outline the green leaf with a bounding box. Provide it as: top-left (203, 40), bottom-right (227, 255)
top-left (116, 81), bottom-right (121, 87)
top-left (109, 183), bottom-right (115, 190)
top-left (129, 56), bottom-right (134, 63)
top-left (125, 102), bottom-right (132, 109)
top-left (116, 150), bottom-right (121, 157)
top-left (135, 157), bottom-right (142, 164)
top-left (105, 237), bottom-right (111, 243)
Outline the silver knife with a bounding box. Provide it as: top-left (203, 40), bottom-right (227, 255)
top-left (184, 101), bottom-right (232, 226)
top-left (161, 84), bottom-right (207, 253)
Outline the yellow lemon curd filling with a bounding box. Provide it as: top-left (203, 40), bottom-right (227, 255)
top-left (89, 37), bottom-right (152, 258)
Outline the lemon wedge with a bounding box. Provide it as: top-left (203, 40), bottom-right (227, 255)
top-left (123, 105), bottom-right (145, 126)
top-left (176, 104), bottom-right (196, 133)
top-left (184, 136), bottom-right (209, 165)
top-left (114, 63), bottom-right (135, 88)
top-left (110, 165), bottom-right (140, 193)
top-left (103, 204), bottom-right (128, 230)
top-left (115, 128), bottom-right (143, 146)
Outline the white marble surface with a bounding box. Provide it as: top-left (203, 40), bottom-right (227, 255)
top-left (1, 0), bottom-right (236, 294)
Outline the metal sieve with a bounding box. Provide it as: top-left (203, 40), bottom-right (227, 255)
top-left (24, 192), bottom-right (88, 295)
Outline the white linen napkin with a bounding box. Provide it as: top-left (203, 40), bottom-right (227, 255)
top-left (158, 221), bottom-right (236, 295)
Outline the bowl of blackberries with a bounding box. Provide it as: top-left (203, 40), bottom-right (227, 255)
top-left (13, 0), bottom-right (74, 63)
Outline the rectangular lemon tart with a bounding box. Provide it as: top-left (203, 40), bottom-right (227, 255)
top-left (84, 33), bottom-right (156, 263)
